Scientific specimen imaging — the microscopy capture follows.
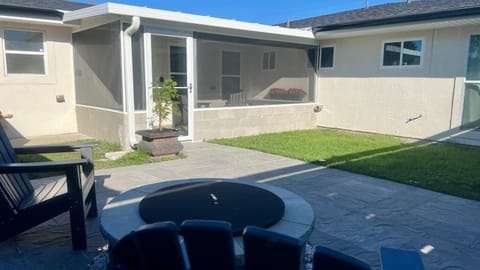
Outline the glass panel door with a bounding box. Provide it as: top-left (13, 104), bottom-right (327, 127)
top-left (462, 35), bottom-right (480, 129)
top-left (169, 45), bottom-right (188, 136)
top-left (146, 33), bottom-right (193, 139)
top-left (221, 51), bottom-right (241, 101)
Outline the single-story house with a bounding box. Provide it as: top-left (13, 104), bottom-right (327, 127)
top-left (0, 0), bottom-right (479, 148)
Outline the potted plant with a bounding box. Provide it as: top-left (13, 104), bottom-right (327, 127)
top-left (136, 78), bottom-right (184, 156)
top-left (152, 78), bottom-right (180, 131)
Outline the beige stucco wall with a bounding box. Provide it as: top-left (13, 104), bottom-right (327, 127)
top-left (193, 104), bottom-right (317, 140)
top-left (0, 22), bottom-right (77, 139)
top-left (316, 25), bottom-right (480, 144)
top-left (76, 106), bottom-right (147, 147)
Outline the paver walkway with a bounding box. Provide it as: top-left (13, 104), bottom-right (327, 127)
top-left (0, 142), bottom-right (479, 270)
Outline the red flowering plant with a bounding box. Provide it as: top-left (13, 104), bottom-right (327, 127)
top-left (268, 88), bottom-right (306, 100)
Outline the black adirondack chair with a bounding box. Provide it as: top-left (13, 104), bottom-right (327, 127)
top-left (0, 125), bottom-right (98, 250)
top-left (243, 226), bottom-right (304, 270)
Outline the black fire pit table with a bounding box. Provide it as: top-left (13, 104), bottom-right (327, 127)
top-left (139, 181), bottom-right (285, 235)
top-left (100, 179), bottom-right (315, 262)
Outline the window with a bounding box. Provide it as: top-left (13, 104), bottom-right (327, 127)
top-left (262, 51), bottom-right (275, 70)
top-left (3, 29), bottom-right (45, 74)
top-left (461, 35), bottom-right (480, 129)
top-left (382, 39), bottom-right (422, 67)
top-left (222, 51), bottom-right (241, 99)
top-left (320, 46), bottom-right (334, 68)
top-left (170, 45), bottom-right (187, 87)
top-left (466, 35), bottom-right (480, 81)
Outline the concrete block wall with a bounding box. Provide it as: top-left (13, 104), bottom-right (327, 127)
top-left (193, 104), bottom-right (317, 141)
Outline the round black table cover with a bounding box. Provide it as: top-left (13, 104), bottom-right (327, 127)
top-left (139, 181), bottom-right (285, 235)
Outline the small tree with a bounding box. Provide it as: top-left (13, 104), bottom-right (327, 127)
top-left (152, 78), bottom-right (180, 130)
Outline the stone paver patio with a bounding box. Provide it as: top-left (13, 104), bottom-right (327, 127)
top-left (0, 142), bottom-right (479, 269)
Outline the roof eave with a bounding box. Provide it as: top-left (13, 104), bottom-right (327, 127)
top-left (313, 7), bottom-right (480, 32)
top-left (63, 3), bottom-right (317, 44)
top-left (315, 15), bottom-right (480, 39)
top-left (0, 4), bottom-right (63, 19)
top-left (0, 4), bottom-right (79, 26)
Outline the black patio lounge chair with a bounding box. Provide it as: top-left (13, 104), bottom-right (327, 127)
top-left (243, 226), bottom-right (303, 270)
top-left (111, 221), bottom-right (187, 270)
top-left (181, 220), bottom-right (235, 270)
top-left (0, 125), bottom-right (97, 250)
top-left (312, 245), bottom-right (371, 270)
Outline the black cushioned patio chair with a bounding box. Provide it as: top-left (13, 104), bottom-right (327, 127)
top-left (111, 221), bottom-right (187, 270)
top-left (0, 125), bottom-right (97, 250)
top-left (243, 226), bottom-right (303, 270)
top-left (181, 220), bottom-right (235, 270)
top-left (313, 245), bottom-right (371, 270)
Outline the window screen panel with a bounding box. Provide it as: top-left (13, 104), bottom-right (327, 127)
top-left (73, 21), bottom-right (123, 110)
top-left (195, 34), bottom-right (316, 107)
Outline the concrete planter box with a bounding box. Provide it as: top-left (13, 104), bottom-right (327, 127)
top-left (136, 129), bottom-right (183, 157)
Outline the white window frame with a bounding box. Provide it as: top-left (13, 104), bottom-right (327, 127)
top-left (320, 45), bottom-right (335, 69)
top-left (2, 28), bottom-right (47, 75)
top-left (381, 38), bottom-right (424, 68)
top-left (262, 51), bottom-right (276, 71)
top-left (460, 33), bottom-right (480, 130)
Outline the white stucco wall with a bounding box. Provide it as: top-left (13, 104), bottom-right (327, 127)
top-left (0, 22), bottom-right (77, 139)
top-left (316, 25), bottom-right (480, 144)
top-left (76, 106), bottom-right (147, 147)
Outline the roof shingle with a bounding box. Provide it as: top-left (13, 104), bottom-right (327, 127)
top-left (279, 0), bottom-right (480, 31)
top-left (0, 0), bottom-right (91, 12)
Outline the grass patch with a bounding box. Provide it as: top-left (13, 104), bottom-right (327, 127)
top-left (211, 129), bottom-right (480, 201)
top-left (17, 141), bottom-right (184, 171)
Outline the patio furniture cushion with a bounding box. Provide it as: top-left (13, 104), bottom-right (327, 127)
top-left (243, 226), bottom-right (303, 270)
top-left (181, 219), bottom-right (235, 270)
top-left (313, 245), bottom-right (371, 270)
top-left (111, 221), bottom-right (187, 270)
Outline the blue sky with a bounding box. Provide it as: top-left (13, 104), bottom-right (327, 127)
top-left (74, 0), bottom-right (401, 25)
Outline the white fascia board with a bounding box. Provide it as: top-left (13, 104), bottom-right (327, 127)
top-left (315, 16), bottom-right (480, 40)
top-left (0, 15), bottom-right (69, 26)
top-left (64, 3), bottom-right (316, 43)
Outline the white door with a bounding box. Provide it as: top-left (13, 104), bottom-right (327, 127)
top-left (144, 31), bottom-right (194, 140)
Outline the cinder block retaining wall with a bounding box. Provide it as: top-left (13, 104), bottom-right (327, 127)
top-left (193, 104), bottom-right (317, 141)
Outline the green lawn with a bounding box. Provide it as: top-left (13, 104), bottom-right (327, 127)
top-left (211, 129), bottom-right (480, 201)
top-left (18, 141), bottom-right (184, 171)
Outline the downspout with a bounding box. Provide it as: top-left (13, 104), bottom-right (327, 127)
top-left (124, 16), bottom-right (140, 149)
